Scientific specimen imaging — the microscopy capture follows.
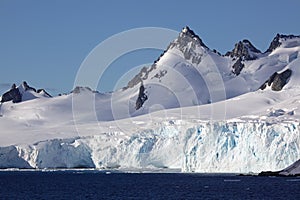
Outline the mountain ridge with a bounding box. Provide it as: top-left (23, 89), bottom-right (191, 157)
top-left (1, 27), bottom-right (300, 115)
top-left (2, 28), bottom-right (299, 103)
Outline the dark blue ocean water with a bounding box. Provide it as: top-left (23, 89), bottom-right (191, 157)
top-left (0, 171), bottom-right (299, 200)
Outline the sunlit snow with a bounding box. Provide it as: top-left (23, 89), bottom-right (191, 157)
top-left (1, 30), bottom-right (300, 173)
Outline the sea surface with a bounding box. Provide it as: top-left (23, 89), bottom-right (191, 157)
top-left (0, 171), bottom-right (299, 199)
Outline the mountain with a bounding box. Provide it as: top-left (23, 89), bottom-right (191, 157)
top-left (225, 39), bottom-right (261, 60)
top-left (125, 27), bottom-right (300, 112)
top-left (0, 81), bottom-right (51, 104)
top-left (279, 159), bottom-right (300, 176)
top-left (0, 27), bottom-right (300, 172)
top-left (266, 34), bottom-right (300, 53)
top-left (259, 159), bottom-right (300, 176)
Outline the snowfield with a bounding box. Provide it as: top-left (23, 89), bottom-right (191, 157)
top-left (1, 27), bottom-right (300, 173)
top-left (1, 87), bottom-right (300, 173)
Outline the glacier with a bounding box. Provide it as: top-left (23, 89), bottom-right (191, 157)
top-left (1, 120), bottom-right (299, 173)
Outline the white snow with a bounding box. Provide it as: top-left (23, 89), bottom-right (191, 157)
top-left (1, 32), bottom-right (300, 173)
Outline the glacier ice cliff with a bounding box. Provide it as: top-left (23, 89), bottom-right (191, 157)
top-left (0, 120), bottom-right (299, 173)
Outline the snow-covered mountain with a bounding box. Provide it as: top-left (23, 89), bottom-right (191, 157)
top-left (0, 27), bottom-right (300, 172)
top-left (279, 158), bottom-right (300, 176)
top-left (259, 158), bottom-right (300, 176)
top-left (0, 81), bottom-right (51, 104)
top-left (124, 26), bottom-right (300, 113)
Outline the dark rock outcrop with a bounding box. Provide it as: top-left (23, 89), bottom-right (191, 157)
top-left (259, 69), bottom-right (292, 91)
top-left (266, 34), bottom-right (300, 53)
top-left (1, 82), bottom-right (51, 103)
top-left (271, 69), bottom-right (292, 91)
top-left (225, 39), bottom-right (261, 61)
top-left (212, 49), bottom-right (221, 56)
top-left (37, 89), bottom-right (52, 97)
top-left (226, 40), bottom-right (261, 75)
top-left (266, 34), bottom-right (282, 53)
top-left (0, 84), bottom-right (22, 103)
top-left (135, 84), bottom-right (148, 110)
top-left (258, 170), bottom-right (282, 176)
top-left (23, 81), bottom-right (36, 92)
top-left (232, 58), bottom-right (245, 75)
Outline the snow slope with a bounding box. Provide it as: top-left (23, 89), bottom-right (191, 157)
top-left (279, 158), bottom-right (300, 176)
top-left (1, 82), bottom-right (300, 172)
top-left (0, 27), bottom-right (300, 172)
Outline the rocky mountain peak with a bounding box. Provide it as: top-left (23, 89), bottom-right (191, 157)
top-left (166, 26), bottom-right (209, 65)
top-left (0, 81), bottom-right (51, 104)
top-left (22, 81), bottom-right (37, 92)
top-left (266, 33), bottom-right (300, 53)
top-left (179, 26), bottom-right (208, 49)
top-left (225, 39), bottom-right (261, 60)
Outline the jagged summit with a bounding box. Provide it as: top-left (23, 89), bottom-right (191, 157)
top-left (266, 33), bottom-right (300, 53)
top-left (124, 26), bottom-right (300, 102)
top-left (0, 81), bottom-right (51, 104)
top-left (225, 39), bottom-right (262, 75)
top-left (180, 26), bottom-right (208, 49)
top-left (167, 26), bottom-right (208, 65)
top-left (124, 26), bottom-right (209, 89)
top-left (225, 39), bottom-right (261, 60)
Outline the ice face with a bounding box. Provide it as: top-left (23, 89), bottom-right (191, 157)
top-left (1, 120), bottom-right (299, 173)
top-left (182, 121), bottom-right (299, 173)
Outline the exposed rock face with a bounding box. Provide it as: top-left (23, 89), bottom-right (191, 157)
top-left (226, 40), bottom-right (261, 75)
top-left (135, 84), bottom-right (148, 110)
top-left (176, 26), bottom-right (208, 49)
top-left (125, 65), bottom-right (157, 89)
top-left (37, 89), bottom-right (52, 97)
top-left (0, 84), bottom-right (22, 103)
top-left (266, 34), bottom-right (300, 53)
top-left (168, 26), bottom-right (208, 64)
top-left (23, 81), bottom-right (36, 92)
top-left (266, 34), bottom-right (282, 53)
top-left (231, 58), bottom-right (245, 75)
top-left (125, 26), bottom-right (208, 90)
top-left (272, 69), bottom-right (292, 91)
top-left (225, 39), bottom-right (261, 61)
top-left (0, 82), bottom-right (51, 103)
top-left (259, 69), bottom-right (292, 91)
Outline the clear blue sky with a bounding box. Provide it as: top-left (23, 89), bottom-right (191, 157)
top-left (1, 0), bottom-right (300, 95)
